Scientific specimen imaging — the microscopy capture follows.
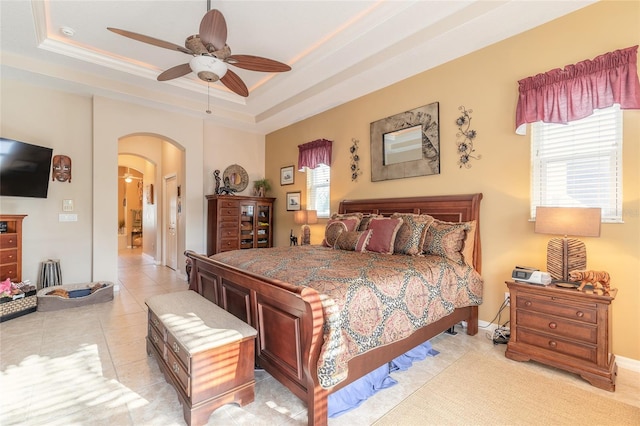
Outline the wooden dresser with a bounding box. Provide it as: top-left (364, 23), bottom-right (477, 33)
top-left (206, 195), bottom-right (275, 256)
top-left (505, 281), bottom-right (617, 391)
top-left (0, 214), bottom-right (27, 282)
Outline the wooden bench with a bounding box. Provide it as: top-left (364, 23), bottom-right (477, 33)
top-left (146, 290), bottom-right (257, 426)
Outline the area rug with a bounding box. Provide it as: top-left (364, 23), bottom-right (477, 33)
top-left (374, 351), bottom-right (640, 425)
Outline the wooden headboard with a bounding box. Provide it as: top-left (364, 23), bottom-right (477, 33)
top-left (338, 193), bottom-right (483, 272)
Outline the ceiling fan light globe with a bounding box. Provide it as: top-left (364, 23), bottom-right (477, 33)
top-left (190, 56), bottom-right (227, 83)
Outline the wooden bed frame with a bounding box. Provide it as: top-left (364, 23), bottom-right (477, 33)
top-left (185, 193), bottom-right (482, 425)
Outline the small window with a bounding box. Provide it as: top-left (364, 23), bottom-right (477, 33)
top-left (531, 105), bottom-right (622, 222)
top-left (306, 164), bottom-right (330, 218)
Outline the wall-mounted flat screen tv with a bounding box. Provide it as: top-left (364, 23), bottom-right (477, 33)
top-left (0, 137), bottom-right (53, 198)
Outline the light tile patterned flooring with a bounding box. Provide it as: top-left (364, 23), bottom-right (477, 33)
top-left (1, 248), bottom-right (639, 425)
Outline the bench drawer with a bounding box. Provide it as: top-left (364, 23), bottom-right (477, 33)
top-left (166, 346), bottom-right (190, 396)
top-left (167, 331), bottom-right (190, 373)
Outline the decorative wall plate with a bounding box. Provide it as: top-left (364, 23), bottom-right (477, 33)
top-left (223, 164), bottom-right (249, 192)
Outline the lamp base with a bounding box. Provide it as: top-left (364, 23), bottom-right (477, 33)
top-left (547, 237), bottom-right (586, 282)
top-left (300, 225), bottom-right (311, 245)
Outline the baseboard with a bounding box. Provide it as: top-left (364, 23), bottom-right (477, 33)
top-left (616, 355), bottom-right (640, 373)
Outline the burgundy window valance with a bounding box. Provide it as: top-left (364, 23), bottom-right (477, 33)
top-left (298, 139), bottom-right (332, 170)
top-left (515, 45), bottom-right (640, 135)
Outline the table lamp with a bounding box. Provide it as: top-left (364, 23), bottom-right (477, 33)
top-left (294, 210), bottom-right (318, 245)
top-left (534, 206), bottom-right (601, 282)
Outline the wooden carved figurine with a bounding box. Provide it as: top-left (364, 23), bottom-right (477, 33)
top-left (569, 270), bottom-right (611, 295)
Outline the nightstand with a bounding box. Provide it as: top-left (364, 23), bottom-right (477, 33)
top-left (505, 281), bottom-right (617, 391)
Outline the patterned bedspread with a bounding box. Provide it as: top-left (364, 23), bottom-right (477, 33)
top-left (211, 245), bottom-right (483, 388)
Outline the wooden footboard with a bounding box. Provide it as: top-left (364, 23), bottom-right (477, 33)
top-left (186, 193), bottom-right (483, 425)
top-left (186, 249), bottom-right (478, 425)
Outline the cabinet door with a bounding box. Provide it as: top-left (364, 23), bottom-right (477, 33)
top-left (256, 202), bottom-right (272, 248)
top-left (239, 202), bottom-right (256, 249)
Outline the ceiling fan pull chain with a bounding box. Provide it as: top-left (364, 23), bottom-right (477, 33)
top-left (206, 83), bottom-right (212, 114)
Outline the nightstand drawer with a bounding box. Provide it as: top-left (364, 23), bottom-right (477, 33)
top-left (516, 293), bottom-right (597, 324)
top-left (517, 310), bottom-right (597, 343)
top-left (518, 328), bottom-right (597, 363)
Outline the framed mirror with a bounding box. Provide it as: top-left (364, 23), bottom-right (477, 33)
top-left (370, 102), bottom-right (440, 181)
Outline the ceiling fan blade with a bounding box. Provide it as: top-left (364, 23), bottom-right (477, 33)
top-left (220, 69), bottom-right (249, 97)
top-left (108, 27), bottom-right (193, 55)
top-left (199, 9), bottom-right (227, 51)
top-left (227, 55), bottom-right (291, 72)
top-left (157, 63), bottom-right (193, 81)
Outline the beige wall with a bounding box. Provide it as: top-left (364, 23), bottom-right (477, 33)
top-left (265, 1), bottom-right (640, 360)
top-left (1, 81), bottom-right (266, 286)
top-left (1, 82), bottom-right (93, 284)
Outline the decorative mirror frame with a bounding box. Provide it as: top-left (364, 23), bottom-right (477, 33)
top-left (370, 102), bottom-right (440, 181)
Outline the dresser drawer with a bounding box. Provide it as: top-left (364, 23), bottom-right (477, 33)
top-left (516, 293), bottom-right (597, 324)
top-left (517, 310), bottom-right (597, 343)
top-left (518, 328), bottom-right (597, 363)
top-left (219, 207), bottom-right (239, 217)
top-left (166, 346), bottom-right (191, 396)
top-left (166, 331), bottom-right (190, 373)
top-left (0, 264), bottom-right (18, 280)
top-left (0, 249), bottom-right (18, 264)
top-left (219, 238), bottom-right (239, 251)
top-left (219, 227), bottom-right (238, 239)
top-left (0, 234), bottom-right (18, 249)
top-left (218, 200), bottom-right (239, 209)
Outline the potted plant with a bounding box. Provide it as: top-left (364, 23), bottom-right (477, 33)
top-left (253, 178), bottom-right (271, 197)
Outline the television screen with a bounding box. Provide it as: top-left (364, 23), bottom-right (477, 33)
top-left (0, 137), bottom-right (53, 198)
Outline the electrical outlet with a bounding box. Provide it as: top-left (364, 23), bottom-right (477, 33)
top-left (504, 292), bottom-right (510, 306)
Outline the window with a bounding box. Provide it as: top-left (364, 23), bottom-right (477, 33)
top-left (531, 105), bottom-right (622, 222)
top-left (306, 164), bottom-right (330, 218)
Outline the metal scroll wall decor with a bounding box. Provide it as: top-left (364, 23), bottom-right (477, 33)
top-left (456, 106), bottom-right (481, 168)
top-left (370, 102), bottom-right (440, 181)
top-left (350, 138), bottom-right (361, 181)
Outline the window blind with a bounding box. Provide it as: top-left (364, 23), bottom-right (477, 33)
top-left (531, 105), bottom-right (622, 222)
top-left (306, 164), bottom-right (331, 218)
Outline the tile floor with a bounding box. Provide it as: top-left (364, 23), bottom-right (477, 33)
top-left (1, 248), bottom-right (639, 425)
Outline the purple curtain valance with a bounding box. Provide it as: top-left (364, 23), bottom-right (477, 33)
top-left (515, 45), bottom-right (640, 135)
top-left (298, 139), bottom-right (332, 170)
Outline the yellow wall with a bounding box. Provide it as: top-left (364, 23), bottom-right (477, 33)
top-left (266, 1), bottom-right (640, 360)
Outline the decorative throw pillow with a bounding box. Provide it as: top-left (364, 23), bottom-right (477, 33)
top-left (461, 220), bottom-right (477, 267)
top-left (322, 218), bottom-right (360, 247)
top-left (365, 217), bottom-right (404, 254)
top-left (422, 218), bottom-right (472, 264)
top-left (357, 214), bottom-right (382, 231)
top-left (392, 213), bottom-right (435, 256)
top-left (334, 230), bottom-right (372, 252)
top-left (330, 213), bottom-right (363, 231)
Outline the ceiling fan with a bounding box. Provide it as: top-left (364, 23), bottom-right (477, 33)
top-left (120, 168), bottom-right (142, 183)
top-left (107, 8), bottom-right (291, 97)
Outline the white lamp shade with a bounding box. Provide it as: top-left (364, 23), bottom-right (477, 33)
top-left (189, 56), bottom-right (228, 82)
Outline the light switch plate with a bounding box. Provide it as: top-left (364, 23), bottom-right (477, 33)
top-left (59, 213), bottom-right (78, 222)
top-left (62, 199), bottom-right (74, 211)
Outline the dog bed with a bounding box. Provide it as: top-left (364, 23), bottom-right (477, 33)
top-left (37, 282), bottom-right (114, 312)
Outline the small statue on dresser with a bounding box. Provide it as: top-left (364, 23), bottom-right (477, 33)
top-left (214, 170), bottom-right (221, 194)
top-left (569, 270), bottom-right (611, 295)
top-left (218, 176), bottom-right (237, 195)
